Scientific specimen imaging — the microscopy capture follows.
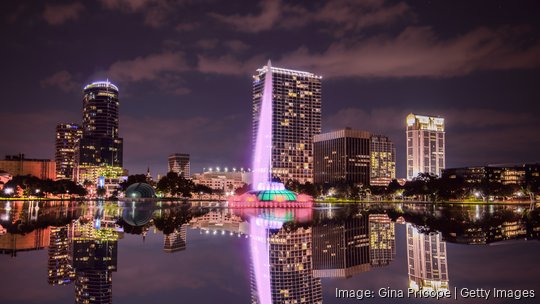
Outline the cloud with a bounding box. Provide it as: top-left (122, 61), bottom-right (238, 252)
top-left (99, 0), bottom-right (176, 27)
top-left (43, 2), bottom-right (84, 25)
top-left (196, 54), bottom-right (267, 76)
top-left (40, 70), bottom-right (79, 92)
top-left (0, 110), bottom-right (79, 160)
top-left (223, 40), bottom-right (250, 53)
top-left (209, 0), bottom-right (281, 33)
top-left (277, 26), bottom-right (540, 78)
top-left (175, 22), bottom-right (199, 32)
top-left (107, 51), bottom-right (190, 82)
top-left (210, 0), bottom-right (410, 33)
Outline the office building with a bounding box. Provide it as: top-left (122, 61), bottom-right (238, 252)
top-left (406, 114), bottom-right (445, 180)
top-left (0, 154), bottom-right (56, 180)
top-left (406, 224), bottom-right (449, 291)
top-left (369, 214), bottom-right (396, 267)
top-left (312, 215), bottom-right (371, 278)
top-left (443, 163), bottom-right (540, 186)
top-left (72, 226), bottom-right (118, 304)
top-left (313, 129), bottom-right (371, 186)
top-left (249, 219), bottom-right (322, 304)
top-left (253, 63), bottom-right (322, 183)
top-left (75, 81), bottom-right (123, 182)
top-left (55, 123), bottom-right (83, 180)
top-left (370, 135), bottom-right (396, 186)
top-left (48, 225), bottom-right (75, 285)
top-left (168, 153), bottom-right (190, 177)
top-left (0, 227), bottom-right (50, 257)
top-left (192, 167), bottom-right (250, 191)
top-left (163, 225), bottom-right (187, 253)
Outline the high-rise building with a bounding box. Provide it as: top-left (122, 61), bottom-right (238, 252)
top-left (370, 135), bottom-right (396, 186)
top-left (249, 219), bottom-right (322, 304)
top-left (48, 225), bottom-right (75, 285)
top-left (312, 215), bottom-right (371, 278)
top-left (75, 81), bottom-right (123, 182)
top-left (369, 214), bottom-right (396, 267)
top-left (252, 63), bottom-right (322, 183)
top-left (313, 129), bottom-right (371, 186)
top-left (406, 114), bottom-right (445, 180)
top-left (72, 226), bottom-right (118, 304)
top-left (0, 154), bottom-right (56, 180)
top-left (163, 225), bottom-right (187, 253)
top-left (168, 153), bottom-right (190, 177)
top-left (55, 123), bottom-right (83, 180)
top-left (406, 224), bottom-right (449, 291)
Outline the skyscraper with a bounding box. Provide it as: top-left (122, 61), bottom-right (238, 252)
top-left (75, 81), bottom-right (123, 182)
top-left (167, 153), bottom-right (190, 177)
top-left (313, 128), bottom-right (371, 186)
top-left (253, 63), bottom-right (322, 183)
top-left (369, 214), bottom-right (396, 267)
top-left (370, 135), bottom-right (396, 186)
top-left (48, 225), bottom-right (75, 285)
top-left (312, 215), bottom-right (371, 278)
top-left (406, 224), bottom-right (449, 291)
top-left (72, 225), bottom-right (118, 304)
top-left (406, 114), bottom-right (445, 180)
top-left (55, 123), bottom-right (83, 180)
top-left (249, 218), bottom-right (322, 304)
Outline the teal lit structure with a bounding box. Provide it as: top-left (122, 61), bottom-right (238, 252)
top-left (125, 183), bottom-right (156, 199)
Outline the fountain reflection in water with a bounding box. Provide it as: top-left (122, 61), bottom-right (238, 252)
top-left (229, 60), bottom-right (313, 208)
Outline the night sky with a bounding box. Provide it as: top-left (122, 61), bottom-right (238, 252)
top-left (1, 0), bottom-right (539, 178)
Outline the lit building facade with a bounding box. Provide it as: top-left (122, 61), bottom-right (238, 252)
top-left (443, 163), bottom-right (540, 186)
top-left (168, 153), bottom-right (190, 177)
top-left (72, 226), bottom-right (118, 304)
top-left (312, 216), bottom-right (371, 278)
top-left (313, 129), bottom-right (371, 186)
top-left (76, 81), bottom-right (123, 183)
top-left (55, 123), bottom-right (83, 180)
top-left (369, 214), bottom-right (395, 267)
top-left (249, 219), bottom-right (322, 304)
top-left (192, 168), bottom-right (250, 191)
top-left (0, 154), bottom-right (56, 180)
top-left (406, 113), bottom-right (445, 180)
top-left (163, 225), bottom-right (187, 253)
top-left (370, 135), bottom-right (396, 186)
top-left (48, 225), bottom-right (75, 285)
top-left (406, 224), bottom-right (449, 291)
top-left (253, 64), bottom-right (322, 183)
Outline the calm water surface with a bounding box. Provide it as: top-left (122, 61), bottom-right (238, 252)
top-left (0, 201), bottom-right (539, 304)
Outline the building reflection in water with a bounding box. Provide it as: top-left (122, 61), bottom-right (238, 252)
top-left (248, 210), bottom-right (322, 304)
top-left (312, 214), bottom-right (370, 278)
top-left (406, 223), bottom-right (449, 291)
top-left (369, 214), bottom-right (396, 267)
top-left (48, 225), bottom-right (75, 285)
top-left (164, 224), bottom-right (187, 253)
top-left (72, 220), bottom-right (119, 304)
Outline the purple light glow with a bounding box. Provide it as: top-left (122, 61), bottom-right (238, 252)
top-left (249, 216), bottom-right (279, 304)
top-left (252, 60), bottom-right (273, 191)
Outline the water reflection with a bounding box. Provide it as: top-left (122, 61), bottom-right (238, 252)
top-left (0, 201), bottom-right (539, 303)
top-left (406, 224), bottom-right (449, 291)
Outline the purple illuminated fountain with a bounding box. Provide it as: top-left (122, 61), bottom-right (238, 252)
top-left (229, 60), bottom-right (313, 208)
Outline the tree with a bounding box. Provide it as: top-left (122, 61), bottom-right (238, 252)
top-left (120, 174), bottom-right (148, 191)
top-left (96, 187), bottom-right (106, 198)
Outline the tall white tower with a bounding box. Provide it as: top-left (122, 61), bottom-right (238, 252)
top-left (406, 113), bottom-right (445, 180)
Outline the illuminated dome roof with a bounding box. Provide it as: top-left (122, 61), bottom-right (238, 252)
top-left (125, 183), bottom-right (156, 199)
top-left (122, 204), bottom-right (154, 227)
top-left (251, 189), bottom-right (297, 201)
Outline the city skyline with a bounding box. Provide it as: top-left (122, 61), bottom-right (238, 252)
top-left (1, 1), bottom-right (540, 178)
